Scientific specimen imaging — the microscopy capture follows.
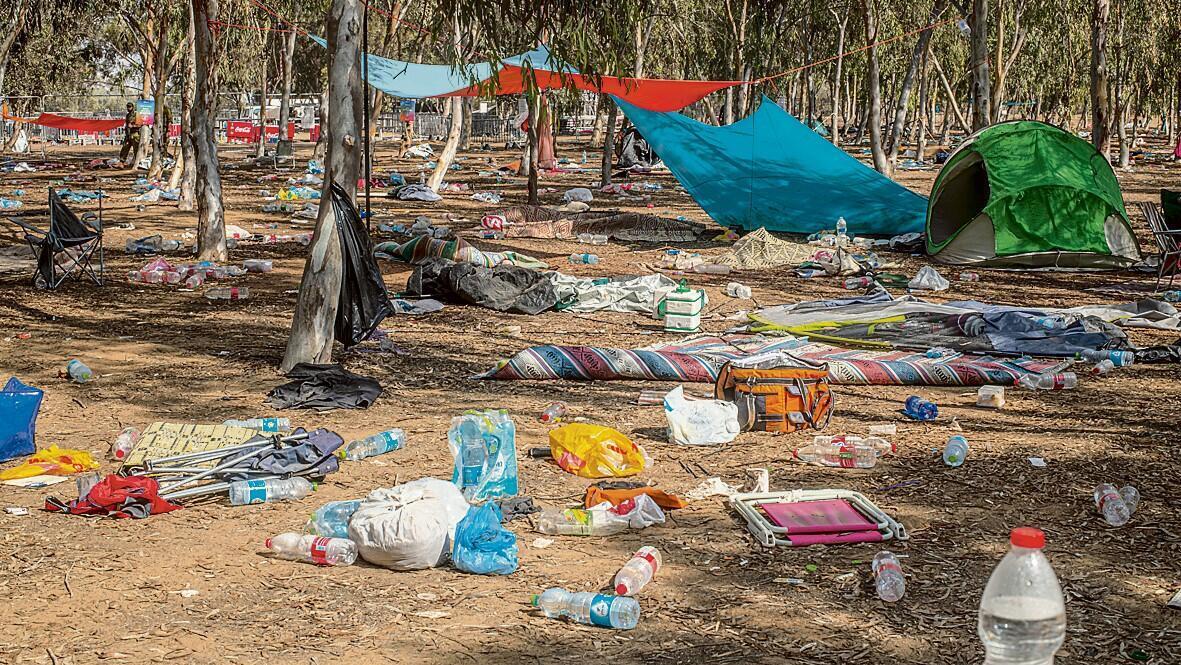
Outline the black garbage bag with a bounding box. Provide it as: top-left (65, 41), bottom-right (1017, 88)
top-left (328, 182), bottom-right (394, 348)
top-left (617, 126), bottom-right (659, 169)
top-left (406, 258), bottom-right (558, 315)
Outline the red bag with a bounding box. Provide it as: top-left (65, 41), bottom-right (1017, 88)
top-left (45, 474), bottom-right (182, 519)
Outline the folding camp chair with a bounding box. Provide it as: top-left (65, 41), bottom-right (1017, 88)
top-left (8, 188), bottom-right (104, 289)
top-left (273, 138), bottom-right (295, 170)
top-left (1139, 201), bottom-right (1181, 290)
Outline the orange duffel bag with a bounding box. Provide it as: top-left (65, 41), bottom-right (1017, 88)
top-left (713, 359), bottom-right (834, 433)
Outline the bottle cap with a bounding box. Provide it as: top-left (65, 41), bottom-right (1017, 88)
top-left (615, 583), bottom-right (628, 595)
top-left (264, 538), bottom-right (273, 548)
top-left (529, 594), bottom-right (539, 606)
top-left (1010, 527), bottom-right (1045, 549)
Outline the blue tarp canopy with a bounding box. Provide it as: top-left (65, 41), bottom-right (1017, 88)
top-left (615, 95), bottom-right (928, 236)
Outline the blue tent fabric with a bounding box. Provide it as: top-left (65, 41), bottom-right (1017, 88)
top-left (308, 35), bottom-right (497, 98)
top-left (614, 95), bottom-right (927, 235)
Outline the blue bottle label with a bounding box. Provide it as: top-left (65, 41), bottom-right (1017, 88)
top-left (588, 595), bottom-right (616, 627)
top-left (246, 479), bottom-right (267, 503)
top-left (462, 466), bottom-right (481, 487)
top-left (260, 419), bottom-right (278, 432)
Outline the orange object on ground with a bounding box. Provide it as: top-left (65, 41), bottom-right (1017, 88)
top-left (584, 486), bottom-right (687, 511)
top-left (0, 444), bottom-right (100, 481)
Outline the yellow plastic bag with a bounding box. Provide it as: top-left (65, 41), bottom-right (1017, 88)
top-left (548, 423), bottom-right (650, 479)
top-left (0, 445), bottom-right (100, 481)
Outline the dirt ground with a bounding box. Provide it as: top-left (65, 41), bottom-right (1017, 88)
top-left (0, 135), bottom-right (1179, 665)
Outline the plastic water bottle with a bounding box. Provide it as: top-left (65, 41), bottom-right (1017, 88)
top-left (844, 276), bottom-right (874, 289)
top-left (725, 282), bottom-right (752, 298)
top-left (792, 439), bottom-right (880, 468)
top-left (1076, 349), bottom-right (1133, 367)
top-left (978, 528), bottom-right (1065, 664)
top-left (577, 233), bottom-right (608, 245)
top-left (306, 499), bottom-right (361, 539)
top-left (339, 429), bottom-right (404, 460)
top-left (835, 217), bottom-right (848, 243)
top-left (223, 417), bottom-right (291, 433)
top-left (539, 402), bottom-right (567, 424)
top-left (614, 546), bottom-right (662, 596)
top-left (531, 588), bottom-right (640, 630)
top-left (943, 435), bottom-right (970, 467)
top-left (228, 477), bottom-right (314, 505)
top-left (536, 507), bottom-right (629, 536)
top-left (691, 263), bottom-right (731, 274)
top-left (903, 396), bottom-right (938, 421)
top-left (1093, 483), bottom-right (1132, 526)
top-left (1017, 372), bottom-right (1077, 391)
top-left (811, 434), bottom-right (895, 457)
top-left (960, 272), bottom-right (981, 282)
top-left (205, 287), bottom-right (249, 300)
top-left (1119, 486), bottom-right (1140, 515)
top-left (265, 532), bottom-right (357, 566)
top-left (66, 359), bottom-right (93, 383)
top-left (872, 551), bottom-right (906, 602)
top-left (925, 346), bottom-right (954, 358)
top-left (1090, 359), bottom-right (1115, 376)
top-left (112, 427), bottom-right (140, 460)
top-left (183, 273), bottom-right (205, 289)
top-left (568, 253), bottom-right (600, 265)
top-left (458, 419), bottom-right (486, 498)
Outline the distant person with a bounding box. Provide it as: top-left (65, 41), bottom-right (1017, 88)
top-left (119, 102), bottom-right (142, 165)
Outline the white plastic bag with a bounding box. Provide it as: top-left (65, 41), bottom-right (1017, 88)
top-left (562, 187), bottom-right (593, 203)
top-left (348, 478), bottom-right (469, 570)
top-left (908, 266), bottom-right (949, 291)
top-left (663, 385), bottom-right (740, 445)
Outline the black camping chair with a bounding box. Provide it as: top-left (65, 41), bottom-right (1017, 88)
top-left (1139, 201), bottom-right (1181, 290)
top-left (9, 188), bottom-right (104, 289)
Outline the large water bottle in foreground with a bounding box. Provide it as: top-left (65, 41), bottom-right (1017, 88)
top-left (339, 429), bottom-right (404, 461)
top-left (266, 532), bottom-right (357, 566)
top-left (229, 477), bottom-right (314, 505)
top-left (532, 588), bottom-right (640, 630)
top-left (458, 419), bottom-right (487, 499)
top-left (978, 527), bottom-right (1066, 664)
top-left (306, 499), bottom-right (362, 539)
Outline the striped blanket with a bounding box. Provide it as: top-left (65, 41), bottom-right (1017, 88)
top-left (374, 235), bottom-right (547, 269)
top-left (477, 334), bottom-right (1066, 386)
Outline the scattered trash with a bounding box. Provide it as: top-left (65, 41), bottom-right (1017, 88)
top-left (65, 358), bottom-right (93, 383)
top-left (452, 502), bottom-right (519, 575)
top-left (205, 287), bottom-right (249, 301)
top-left (1094, 483), bottom-right (1139, 526)
top-left (562, 187), bottom-right (593, 203)
top-left (663, 385), bottom-right (740, 445)
top-left (902, 395), bottom-right (938, 421)
top-left (908, 266), bottom-right (950, 291)
top-left (943, 435), bottom-right (969, 467)
top-left (307, 499), bottom-right (362, 539)
top-left (1028, 457), bottom-right (1047, 468)
top-left (531, 537), bottom-right (554, 549)
top-left (471, 191), bottom-right (502, 204)
top-left (635, 389), bottom-right (666, 406)
top-left (223, 417), bottom-right (291, 432)
top-left (532, 587), bottom-right (640, 629)
top-left (0, 444), bottom-right (100, 481)
top-left (724, 282), bottom-right (752, 298)
top-left (536, 494), bottom-right (666, 536)
top-left (793, 435), bottom-right (892, 468)
top-left (339, 429), bottom-right (404, 461)
top-left (548, 423), bottom-right (650, 478)
top-left (1017, 372), bottom-right (1077, 391)
top-left (977, 385), bottom-right (1005, 408)
top-left (448, 410), bottom-right (518, 502)
top-left (539, 402), bottom-right (567, 424)
top-left (978, 528), bottom-right (1065, 663)
top-left (228, 477), bottom-right (314, 505)
top-left (112, 427), bottom-right (140, 460)
top-left (568, 253), bottom-right (599, 264)
top-left (243, 259), bottom-right (273, 273)
top-left (959, 272), bottom-right (980, 282)
top-left (349, 478), bottom-right (469, 570)
top-left (872, 551), bottom-right (906, 602)
top-left (614, 546), bottom-right (661, 595)
top-left (266, 532), bottom-right (358, 566)
top-left (5, 506), bottom-right (30, 516)
top-left (685, 477), bottom-right (740, 500)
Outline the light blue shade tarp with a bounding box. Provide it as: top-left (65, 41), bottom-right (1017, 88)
top-left (308, 35), bottom-right (497, 98)
top-left (501, 44), bottom-right (579, 74)
top-left (615, 95), bottom-right (928, 235)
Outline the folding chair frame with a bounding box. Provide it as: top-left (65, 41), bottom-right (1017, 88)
top-left (1140, 201), bottom-right (1181, 291)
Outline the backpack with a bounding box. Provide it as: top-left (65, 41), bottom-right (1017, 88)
top-left (713, 359), bottom-right (834, 433)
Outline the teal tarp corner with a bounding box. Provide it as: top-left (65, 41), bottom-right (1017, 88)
top-left (614, 95), bottom-right (927, 236)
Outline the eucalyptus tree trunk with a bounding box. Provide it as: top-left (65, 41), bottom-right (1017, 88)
top-left (282, 0), bottom-right (362, 372)
top-left (525, 93), bottom-right (540, 204)
top-left (600, 102), bottom-right (618, 186)
top-left (930, 53), bottom-right (972, 131)
top-left (887, 0), bottom-right (946, 165)
top-left (863, 0), bottom-right (891, 175)
top-left (970, 0), bottom-right (991, 131)
top-left (1090, 0), bottom-right (1112, 156)
top-left (589, 95), bottom-right (608, 147)
top-left (827, 7), bottom-right (847, 146)
top-left (916, 46), bottom-right (931, 161)
top-left (192, 0), bottom-right (227, 261)
top-left (147, 7), bottom-right (170, 180)
top-left (428, 96), bottom-right (463, 191)
top-left (278, 30), bottom-right (297, 138)
top-left (313, 88), bottom-right (328, 159)
top-left (256, 45), bottom-right (269, 159)
top-left (170, 1), bottom-right (197, 210)
top-left (459, 97), bottom-right (473, 150)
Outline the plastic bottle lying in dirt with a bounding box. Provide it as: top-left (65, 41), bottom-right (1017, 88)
top-left (614, 546), bottom-right (661, 596)
top-left (793, 439), bottom-right (881, 468)
top-left (66, 359), bottom-right (93, 383)
top-left (1093, 483), bottom-right (1132, 526)
top-left (205, 287), bottom-right (249, 301)
top-left (243, 259), bottom-right (273, 273)
top-left (902, 396), bottom-right (938, 421)
top-left (228, 477), bottom-right (313, 505)
top-left (1016, 372), bottom-right (1077, 390)
top-left (872, 551), bottom-right (906, 602)
top-left (532, 588), bottom-right (640, 630)
top-left (112, 427), bottom-right (140, 460)
top-left (943, 435), bottom-right (970, 467)
top-left (844, 276), bottom-right (874, 290)
top-left (339, 429), bottom-right (404, 461)
top-left (266, 532), bottom-right (357, 566)
top-left (223, 417), bottom-right (291, 433)
top-left (306, 499), bottom-right (362, 539)
top-left (539, 402), bottom-right (567, 424)
top-left (1090, 359), bottom-right (1115, 376)
top-left (568, 253), bottom-right (600, 265)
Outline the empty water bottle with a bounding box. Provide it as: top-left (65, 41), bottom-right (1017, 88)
top-left (872, 551), bottom-right (905, 602)
top-left (339, 429), bottom-right (404, 460)
top-left (205, 287), bottom-right (249, 300)
top-left (725, 282), bottom-right (752, 298)
top-left (577, 233), bottom-right (608, 245)
top-left (835, 217), bottom-right (848, 242)
top-left (539, 402), bottom-right (567, 424)
top-left (244, 260), bottom-right (273, 274)
top-left (183, 273), bottom-right (205, 289)
top-left (306, 499), bottom-right (362, 539)
top-left (66, 359), bottom-right (93, 383)
top-left (568, 253), bottom-right (600, 265)
top-left (1090, 359), bottom-right (1115, 376)
top-left (691, 263), bottom-right (731, 274)
top-left (943, 435), bottom-right (969, 467)
top-left (793, 439), bottom-right (880, 468)
top-left (536, 507), bottom-right (629, 536)
top-left (1093, 483), bottom-right (1132, 526)
top-left (228, 477), bottom-right (314, 505)
top-left (112, 427), bottom-right (140, 460)
top-left (903, 396), bottom-right (938, 421)
top-left (959, 272), bottom-right (981, 282)
top-left (1017, 372), bottom-right (1077, 391)
top-left (531, 588), bottom-right (640, 630)
top-left (458, 419), bottom-right (487, 499)
top-left (1076, 349), bottom-right (1134, 367)
top-left (844, 276), bottom-right (874, 290)
top-left (1119, 486), bottom-right (1140, 515)
top-left (978, 528), bottom-right (1065, 665)
top-left (265, 532), bottom-right (357, 566)
top-left (614, 546), bottom-right (661, 596)
top-left (223, 417), bottom-right (290, 432)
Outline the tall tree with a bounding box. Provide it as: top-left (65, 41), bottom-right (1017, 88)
top-left (970, 0), bottom-right (992, 130)
top-left (191, 0), bottom-right (227, 261)
top-left (282, 0), bottom-right (362, 371)
top-left (1090, 0), bottom-right (1112, 154)
top-left (147, 4), bottom-right (170, 179)
top-left (863, 0), bottom-right (891, 174)
top-left (169, 0), bottom-right (197, 209)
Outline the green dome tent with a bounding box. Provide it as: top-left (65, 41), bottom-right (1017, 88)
top-left (925, 121), bottom-right (1140, 269)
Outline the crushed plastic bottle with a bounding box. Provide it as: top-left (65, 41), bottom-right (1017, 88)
top-left (725, 282), bottom-right (752, 298)
top-left (568, 253), bottom-right (600, 265)
top-left (872, 551), bottom-right (906, 602)
top-left (1090, 359), bottom-right (1115, 376)
top-left (844, 276), bottom-right (874, 290)
top-left (457, 419), bottom-right (487, 500)
top-left (265, 532), bottom-right (357, 566)
top-left (793, 438), bottom-right (883, 468)
top-left (306, 499), bottom-right (362, 539)
top-left (943, 435), bottom-right (970, 467)
top-left (205, 287), bottom-right (249, 301)
top-left (339, 429), bottom-right (404, 461)
top-left (960, 272), bottom-right (981, 282)
top-left (532, 588), bottom-right (640, 630)
top-left (978, 527), bottom-right (1065, 665)
top-left (66, 359), bottom-right (93, 383)
top-left (1093, 483), bottom-right (1132, 526)
top-left (228, 477), bottom-right (314, 505)
top-left (614, 546), bottom-right (661, 596)
top-left (112, 427), bottom-right (140, 460)
top-left (1118, 485), bottom-right (1140, 515)
top-left (223, 417), bottom-right (291, 433)
top-left (902, 395), bottom-right (938, 421)
top-left (539, 402), bottom-right (567, 424)
top-left (183, 273), bottom-right (205, 289)
top-left (1017, 372), bottom-right (1077, 391)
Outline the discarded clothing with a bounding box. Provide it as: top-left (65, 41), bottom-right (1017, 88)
top-left (375, 235), bottom-right (547, 269)
top-left (266, 363), bottom-right (383, 411)
top-left (584, 485), bottom-right (687, 510)
top-left (550, 272), bottom-right (679, 315)
top-left (406, 258), bottom-right (558, 315)
top-left (224, 429), bottom-right (344, 481)
top-left (390, 184), bottom-right (442, 202)
top-left (45, 474), bottom-right (181, 519)
top-left (391, 298), bottom-right (445, 315)
top-left (495, 495), bottom-right (541, 521)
